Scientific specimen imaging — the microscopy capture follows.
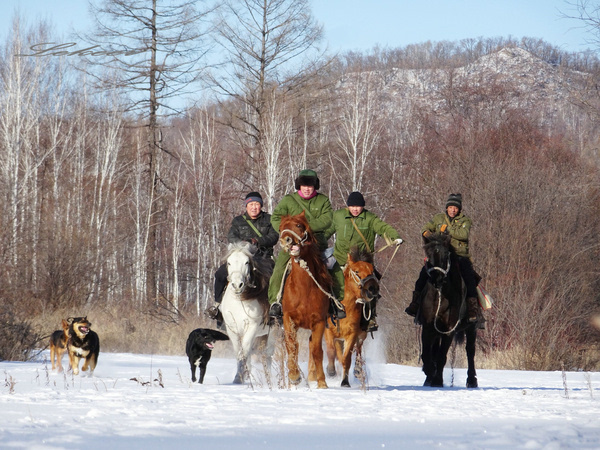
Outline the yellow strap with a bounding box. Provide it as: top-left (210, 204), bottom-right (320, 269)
top-left (350, 216), bottom-right (372, 253)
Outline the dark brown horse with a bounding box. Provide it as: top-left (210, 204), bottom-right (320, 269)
top-left (278, 212), bottom-right (332, 388)
top-left (325, 248), bottom-right (379, 387)
top-left (419, 233), bottom-right (478, 388)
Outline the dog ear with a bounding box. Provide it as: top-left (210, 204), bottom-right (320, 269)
top-left (210, 329), bottom-right (229, 341)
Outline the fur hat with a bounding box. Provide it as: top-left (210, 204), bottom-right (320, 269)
top-left (245, 191), bottom-right (263, 206)
top-left (445, 193), bottom-right (462, 211)
top-left (294, 169), bottom-right (320, 190)
top-left (346, 191), bottom-right (365, 207)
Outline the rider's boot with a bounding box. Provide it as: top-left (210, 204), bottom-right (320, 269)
top-left (466, 297), bottom-right (479, 323)
top-left (206, 305), bottom-right (220, 320)
top-left (269, 302), bottom-right (282, 319)
top-left (366, 316), bottom-right (378, 333)
top-left (405, 291), bottom-right (421, 317)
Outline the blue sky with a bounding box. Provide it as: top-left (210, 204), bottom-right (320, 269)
top-left (1, 0), bottom-right (594, 53)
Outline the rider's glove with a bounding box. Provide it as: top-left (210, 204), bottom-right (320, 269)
top-left (394, 238), bottom-right (403, 246)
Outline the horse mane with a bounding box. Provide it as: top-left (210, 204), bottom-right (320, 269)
top-left (225, 241), bottom-right (255, 262)
top-left (348, 246), bottom-right (374, 265)
top-left (423, 232), bottom-right (454, 256)
top-left (241, 255), bottom-right (272, 303)
top-left (280, 213), bottom-right (332, 290)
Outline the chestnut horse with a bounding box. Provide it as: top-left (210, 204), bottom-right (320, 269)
top-left (419, 233), bottom-right (478, 388)
top-left (325, 248), bottom-right (380, 387)
top-left (278, 212), bottom-right (332, 388)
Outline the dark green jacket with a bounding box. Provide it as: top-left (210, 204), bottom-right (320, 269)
top-left (271, 192), bottom-right (333, 250)
top-left (228, 211), bottom-right (278, 258)
top-left (422, 212), bottom-right (472, 258)
top-left (325, 208), bottom-right (401, 266)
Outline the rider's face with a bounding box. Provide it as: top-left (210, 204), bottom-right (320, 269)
top-left (300, 185), bottom-right (315, 197)
top-left (246, 201), bottom-right (261, 219)
top-left (348, 206), bottom-right (364, 217)
top-left (446, 206), bottom-right (459, 218)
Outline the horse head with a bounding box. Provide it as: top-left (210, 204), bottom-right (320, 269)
top-left (279, 211), bottom-right (316, 257)
top-left (226, 242), bottom-right (255, 294)
top-left (423, 233), bottom-right (453, 289)
top-left (345, 247), bottom-right (380, 303)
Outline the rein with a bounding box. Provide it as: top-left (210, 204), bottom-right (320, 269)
top-left (293, 257), bottom-right (345, 311)
top-left (433, 287), bottom-right (461, 335)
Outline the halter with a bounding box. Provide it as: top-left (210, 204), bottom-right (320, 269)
top-left (279, 228), bottom-right (309, 253)
top-left (425, 257), bottom-right (451, 279)
top-left (349, 268), bottom-right (380, 323)
top-left (226, 254), bottom-right (256, 291)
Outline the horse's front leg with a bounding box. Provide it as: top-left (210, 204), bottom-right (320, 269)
top-left (341, 335), bottom-right (357, 388)
top-left (432, 335), bottom-right (453, 387)
top-left (421, 326), bottom-right (436, 386)
top-left (309, 321), bottom-right (328, 389)
top-left (283, 317), bottom-right (301, 385)
top-left (465, 325), bottom-right (478, 388)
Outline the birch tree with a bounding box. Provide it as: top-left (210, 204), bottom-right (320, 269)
top-left (82, 0), bottom-right (214, 303)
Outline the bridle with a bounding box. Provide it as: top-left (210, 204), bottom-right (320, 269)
top-left (227, 252), bottom-right (255, 293)
top-left (349, 266), bottom-right (380, 322)
top-left (279, 228), bottom-right (309, 255)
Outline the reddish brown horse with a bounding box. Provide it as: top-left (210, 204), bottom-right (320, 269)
top-left (278, 212), bottom-right (332, 388)
top-left (325, 248), bottom-right (380, 387)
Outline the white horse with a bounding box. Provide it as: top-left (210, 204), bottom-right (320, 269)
top-left (220, 242), bottom-right (274, 384)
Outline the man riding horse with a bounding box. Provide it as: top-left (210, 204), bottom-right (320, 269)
top-left (207, 191), bottom-right (278, 326)
top-left (268, 169), bottom-right (345, 321)
top-left (324, 191), bottom-right (403, 332)
top-left (406, 193), bottom-right (481, 323)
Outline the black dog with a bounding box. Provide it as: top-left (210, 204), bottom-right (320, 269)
top-left (186, 328), bottom-right (229, 383)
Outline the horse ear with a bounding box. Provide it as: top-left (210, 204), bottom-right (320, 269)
top-left (346, 252), bottom-right (354, 264)
top-left (299, 210), bottom-right (306, 218)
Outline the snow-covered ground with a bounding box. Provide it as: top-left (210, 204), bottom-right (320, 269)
top-left (1, 337), bottom-right (599, 449)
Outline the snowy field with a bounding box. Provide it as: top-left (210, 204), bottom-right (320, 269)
top-left (1, 336), bottom-right (599, 450)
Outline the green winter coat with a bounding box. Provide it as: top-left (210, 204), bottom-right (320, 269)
top-left (422, 212), bottom-right (472, 258)
top-left (325, 208), bottom-right (401, 266)
top-left (271, 192), bottom-right (333, 250)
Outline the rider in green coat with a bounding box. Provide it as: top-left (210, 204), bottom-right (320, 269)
top-left (268, 169), bottom-right (345, 320)
top-left (325, 191), bottom-right (403, 332)
top-left (405, 193), bottom-right (480, 322)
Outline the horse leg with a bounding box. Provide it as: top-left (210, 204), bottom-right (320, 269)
top-left (353, 338), bottom-right (365, 379)
top-left (465, 325), bottom-right (478, 388)
top-left (421, 327), bottom-right (435, 386)
top-left (283, 318), bottom-right (301, 385)
top-left (341, 336), bottom-right (357, 388)
top-left (309, 321), bottom-right (328, 389)
top-left (233, 357), bottom-right (246, 384)
top-left (324, 330), bottom-right (337, 378)
top-left (431, 335), bottom-right (453, 388)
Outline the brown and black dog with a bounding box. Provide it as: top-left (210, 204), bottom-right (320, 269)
top-left (49, 319), bottom-right (70, 372)
top-left (67, 317), bottom-right (100, 376)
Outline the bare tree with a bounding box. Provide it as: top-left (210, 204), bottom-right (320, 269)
top-left (211, 0), bottom-right (328, 202)
top-left (81, 0), bottom-right (214, 302)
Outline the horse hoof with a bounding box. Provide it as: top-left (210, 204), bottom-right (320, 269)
top-left (327, 367), bottom-right (336, 377)
top-left (341, 378), bottom-right (351, 388)
top-left (466, 378), bottom-right (478, 388)
top-left (233, 375), bottom-right (243, 384)
top-left (317, 380), bottom-right (328, 389)
top-left (289, 374), bottom-right (302, 385)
